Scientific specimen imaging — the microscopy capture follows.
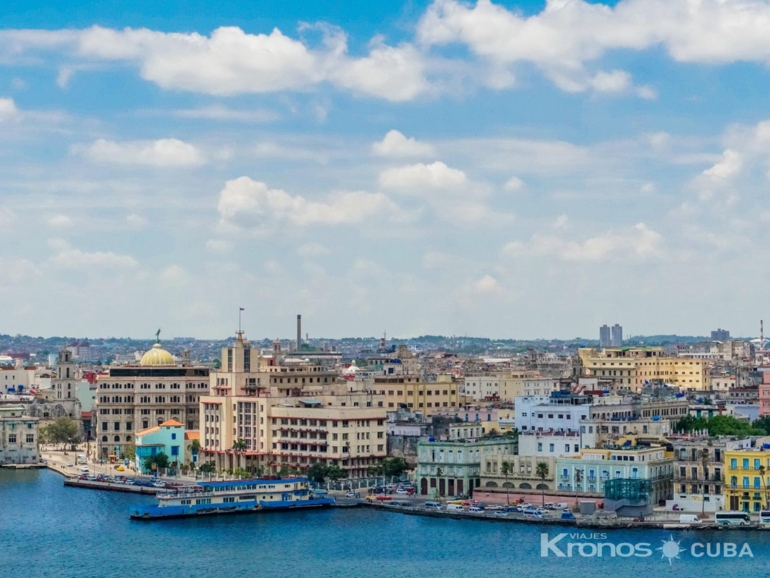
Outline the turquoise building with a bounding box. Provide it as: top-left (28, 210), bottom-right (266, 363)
top-left (135, 419), bottom-right (185, 472)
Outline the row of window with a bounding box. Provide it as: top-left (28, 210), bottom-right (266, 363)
top-left (5, 434), bottom-right (35, 443)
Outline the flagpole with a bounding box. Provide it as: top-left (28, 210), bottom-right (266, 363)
top-left (239, 308), bottom-right (242, 333)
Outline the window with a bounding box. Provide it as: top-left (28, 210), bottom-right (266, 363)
top-left (8, 434), bottom-right (16, 443)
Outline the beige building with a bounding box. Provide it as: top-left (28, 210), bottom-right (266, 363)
top-left (375, 374), bottom-right (460, 415)
top-left (95, 340), bottom-right (210, 458)
top-left (200, 333), bottom-right (387, 478)
top-left (579, 347), bottom-right (712, 391)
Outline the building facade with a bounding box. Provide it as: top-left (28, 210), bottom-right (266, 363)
top-left (0, 405), bottom-right (39, 464)
top-left (94, 341), bottom-right (210, 458)
top-left (724, 444), bottom-right (770, 512)
top-left (416, 437), bottom-right (516, 497)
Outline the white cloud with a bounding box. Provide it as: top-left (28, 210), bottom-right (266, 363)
top-left (702, 148), bottom-right (743, 180)
top-left (47, 214), bottom-right (72, 228)
top-left (47, 239), bottom-right (139, 269)
top-left (503, 176), bottom-right (524, 191)
top-left (553, 214), bottom-right (569, 230)
top-left (379, 161), bottom-right (469, 192)
top-left (502, 223), bottom-right (663, 262)
top-left (217, 176), bottom-right (409, 234)
top-left (0, 206), bottom-right (17, 230)
top-left (159, 264), bottom-right (190, 287)
top-left (0, 97), bottom-right (19, 121)
top-left (473, 274), bottom-right (503, 295)
top-left (170, 105), bottom-right (279, 123)
top-left (77, 138), bottom-right (204, 167)
top-left (126, 214), bottom-right (148, 228)
top-left (418, 0), bottom-right (770, 94)
top-left (205, 239), bottom-right (232, 254)
top-left (0, 25), bottom-right (430, 102)
top-left (297, 242), bottom-right (331, 258)
top-left (372, 130), bottom-right (436, 158)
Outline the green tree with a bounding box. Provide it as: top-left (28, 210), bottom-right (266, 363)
top-left (307, 462), bottom-right (329, 484)
top-left (574, 468), bottom-right (583, 490)
top-left (326, 464), bottom-right (346, 482)
top-left (143, 452), bottom-right (170, 474)
top-left (381, 457), bottom-right (409, 479)
top-left (501, 461), bottom-right (511, 504)
top-left (199, 461), bottom-right (216, 477)
top-left (752, 416), bottom-right (770, 435)
top-left (121, 442), bottom-right (136, 461)
top-left (535, 462), bottom-right (549, 507)
top-left (43, 417), bottom-right (82, 450)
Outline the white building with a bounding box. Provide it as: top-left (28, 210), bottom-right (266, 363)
top-left (515, 396), bottom-right (591, 433)
top-left (0, 405), bottom-right (40, 464)
top-left (518, 431), bottom-right (582, 458)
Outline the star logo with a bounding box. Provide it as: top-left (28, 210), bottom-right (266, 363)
top-left (657, 535), bottom-right (684, 564)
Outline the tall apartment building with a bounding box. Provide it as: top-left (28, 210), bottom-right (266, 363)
top-left (579, 347), bottom-right (711, 391)
top-left (200, 333), bottom-right (387, 478)
top-left (599, 325), bottom-right (611, 348)
top-left (0, 405), bottom-right (39, 465)
top-left (94, 341), bottom-right (210, 458)
top-left (611, 324), bottom-right (623, 347)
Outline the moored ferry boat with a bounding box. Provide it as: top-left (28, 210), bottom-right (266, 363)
top-left (129, 477), bottom-right (334, 520)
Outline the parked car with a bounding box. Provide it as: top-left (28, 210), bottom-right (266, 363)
top-left (124, 479), bottom-right (135, 485)
top-left (152, 482), bottom-right (166, 488)
top-left (345, 492), bottom-right (360, 498)
top-left (494, 511), bottom-right (509, 517)
top-left (396, 501), bottom-right (413, 508)
top-left (552, 502), bottom-right (568, 510)
top-left (79, 465), bottom-right (89, 472)
top-left (78, 474), bottom-right (89, 480)
top-left (373, 487), bottom-right (385, 494)
top-left (561, 510), bottom-right (576, 520)
top-left (486, 505), bottom-right (502, 510)
top-left (395, 488), bottom-right (410, 495)
top-left (522, 507), bottom-right (544, 518)
top-left (469, 505), bottom-right (484, 512)
top-left (543, 502), bottom-right (556, 510)
top-left (376, 495), bottom-right (393, 501)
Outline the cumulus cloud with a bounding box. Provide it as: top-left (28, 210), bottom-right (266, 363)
top-left (76, 138), bottom-right (204, 167)
top-left (0, 25), bottom-right (429, 102)
top-left (473, 274), bottom-right (503, 295)
top-left (372, 130), bottom-right (436, 158)
top-left (217, 177), bottom-right (409, 234)
top-left (0, 97), bottom-right (19, 121)
top-left (702, 149), bottom-right (743, 180)
top-left (47, 214), bottom-right (72, 228)
top-left (501, 223), bottom-right (663, 262)
top-left (47, 239), bottom-right (139, 269)
top-left (378, 161), bottom-right (469, 192)
top-left (503, 176), bottom-right (524, 191)
top-left (159, 264), bottom-right (190, 287)
top-left (417, 0), bottom-right (770, 95)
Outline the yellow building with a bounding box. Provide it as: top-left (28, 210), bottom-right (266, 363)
top-left (579, 347), bottom-right (711, 391)
top-left (724, 448), bottom-right (770, 513)
top-left (375, 374), bottom-right (460, 415)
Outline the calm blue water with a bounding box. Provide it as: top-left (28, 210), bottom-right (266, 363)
top-left (2, 470), bottom-right (770, 577)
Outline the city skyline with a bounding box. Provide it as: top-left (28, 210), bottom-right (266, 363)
top-left (1, 0), bottom-right (769, 339)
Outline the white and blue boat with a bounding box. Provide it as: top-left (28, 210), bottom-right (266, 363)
top-left (129, 477), bottom-right (335, 520)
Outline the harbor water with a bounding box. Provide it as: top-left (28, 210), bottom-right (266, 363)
top-left (2, 469), bottom-right (770, 577)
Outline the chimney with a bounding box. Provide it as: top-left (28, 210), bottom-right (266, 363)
top-left (297, 314), bottom-right (302, 351)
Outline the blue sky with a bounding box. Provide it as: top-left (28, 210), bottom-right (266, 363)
top-left (1, 0), bottom-right (770, 340)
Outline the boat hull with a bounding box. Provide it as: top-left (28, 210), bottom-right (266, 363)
top-left (130, 497), bottom-right (335, 520)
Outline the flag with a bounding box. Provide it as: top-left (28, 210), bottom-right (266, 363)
top-left (239, 307), bottom-right (245, 311)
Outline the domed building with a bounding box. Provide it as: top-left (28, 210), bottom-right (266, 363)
top-left (94, 333), bottom-right (211, 459)
top-left (140, 343), bottom-right (175, 366)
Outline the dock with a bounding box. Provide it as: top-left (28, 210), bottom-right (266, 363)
top-left (64, 478), bottom-right (162, 494)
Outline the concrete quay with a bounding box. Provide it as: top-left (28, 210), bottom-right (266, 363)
top-left (64, 478), bottom-right (162, 494)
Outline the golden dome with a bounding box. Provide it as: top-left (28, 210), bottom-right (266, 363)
top-left (140, 343), bottom-right (175, 366)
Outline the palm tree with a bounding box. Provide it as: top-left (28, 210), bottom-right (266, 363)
top-left (501, 461), bottom-right (511, 504)
top-left (435, 467), bottom-right (443, 500)
top-left (232, 439), bottom-right (247, 476)
top-left (730, 475), bottom-right (738, 510)
top-left (536, 462), bottom-right (549, 507)
top-left (700, 448), bottom-right (711, 516)
top-left (574, 468), bottom-right (583, 492)
top-left (760, 465), bottom-right (768, 510)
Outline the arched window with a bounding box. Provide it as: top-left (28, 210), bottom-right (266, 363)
top-left (114, 435), bottom-right (120, 442)
top-left (142, 420), bottom-right (149, 429)
top-left (125, 436), bottom-right (132, 442)
top-left (102, 436), bottom-right (108, 442)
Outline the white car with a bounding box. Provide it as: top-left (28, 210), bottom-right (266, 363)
top-left (79, 466), bottom-right (89, 472)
